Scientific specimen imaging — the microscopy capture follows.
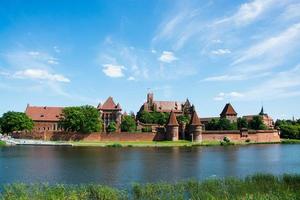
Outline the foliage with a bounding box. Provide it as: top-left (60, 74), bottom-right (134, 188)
top-left (248, 116), bottom-right (267, 130)
top-left (137, 111), bottom-right (169, 125)
top-left (2, 174), bottom-right (300, 199)
top-left (237, 117), bottom-right (248, 129)
top-left (0, 141), bottom-right (6, 146)
top-left (205, 118), bottom-right (237, 130)
top-left (59, 105), bottom-right (102, 133)
top-left (107, 122), bottom-right (117, 133)
top-left (0, 111), bottom-right (34, 134)
top-left (276, 119), bottom-right (300, 139)
top-left (121, 116), bottom-right (137, 132)
top-left (177, 115), bottom-right (190, 124)
top-left (0, 117), bottom-right (2, 133)
top-left (220, 136), bottom-right (234, 146)
top-left (141, 127), bottom-right (152, 132)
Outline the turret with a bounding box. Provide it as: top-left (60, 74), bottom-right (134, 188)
top-left (189, 111), bottom-right (202, 142)
top-left (166, 110), bottom-right (179, 141)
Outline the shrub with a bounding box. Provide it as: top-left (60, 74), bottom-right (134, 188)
top-left (107, 122), bottom-right (117, 133)
top-left (141, 127), bottom-right (152, 132)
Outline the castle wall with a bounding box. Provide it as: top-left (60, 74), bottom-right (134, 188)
top-left (12, 130), bottom-right (280, 143)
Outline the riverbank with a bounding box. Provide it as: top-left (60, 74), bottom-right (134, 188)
top-left (1, 174), bottom-right (299, 199)
top-left (70, 140), bottom-right (283, 147)
top-left (0, 140), bottom-right (6, 146)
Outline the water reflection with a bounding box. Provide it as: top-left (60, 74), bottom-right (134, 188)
top-left (0, 144), bottom-right (300, 187)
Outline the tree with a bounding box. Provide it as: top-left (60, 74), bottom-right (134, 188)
top-left (1, 111), bottom-right (34, 134)
top-left (177, 115), bottom-right (190, 124)
top-left (107, 122), bottom-right (117, 133)
top-left (138, 111), bottom-right (154, 124)
top-left (121, 115), bottom-right (136, 132)
top-left (237, 117), bottom-right (248, 129)
top-left (205, 118), bottom-right (237, 130)
top-left (0, 117), bottom-right (2, 133)
top-left (249, 116), bottom-right (267, 130)
top-left (59, 105), bottom-right (102, 133)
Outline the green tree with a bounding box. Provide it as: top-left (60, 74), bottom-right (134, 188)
top-left (177, 115), bottom-right (190, 124)
top-left (138, 111), bottom-right (154, 124)
top-left (237, 117), bottom-right (248, 129)
top-left (59, 105), bottom-right (102, 133)
top-left (121, 116), bottom-right (136, 132)
top-left (205, 118), bottom-right (237, 130)
top-left (1, 111), bottom-right (34, 134)
top-left (249, 116), bottom-right (267, 130)
top-left (107, 122), bottom-right (117, 133)
top-left (0, 117), bottom-right (2, 133)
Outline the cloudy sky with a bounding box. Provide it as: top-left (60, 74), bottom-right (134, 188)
top-left (0, 0), bottom-right (300, 119)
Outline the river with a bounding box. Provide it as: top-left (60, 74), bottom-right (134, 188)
top-left (0, 144), bottom-right (299, 187)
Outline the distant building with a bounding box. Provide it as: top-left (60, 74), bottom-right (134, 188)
top-left (97, 97), bottom-right (122, 131)
top-left (138, 92), bottom-right (194, 116)
top-left (243, 107), bottom-right (274, 129)
top-left (25, 104), bottom-right (63, 131)
top-left (220, 103), bottom-right (238, 123)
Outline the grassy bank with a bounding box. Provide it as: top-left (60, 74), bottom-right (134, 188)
top-left (281, 139), bottom-right (300, 144)
top-left (0, 140), bottom-right (6, 146)
top-left (1, 174), bottom-right (300, 200)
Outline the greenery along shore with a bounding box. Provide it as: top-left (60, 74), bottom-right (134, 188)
top-left (1, 174), bottom-right (300, 200)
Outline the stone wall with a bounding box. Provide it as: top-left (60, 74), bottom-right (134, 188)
top-left (12, 129), bottom-right (280, 143)
top-left (202, 130), bottom-right (280, 143)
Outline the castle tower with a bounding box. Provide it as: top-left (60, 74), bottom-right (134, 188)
top-left (189, 110), bottom-right (202, 142)
top-left (166, 110), bottom-right (179, 141)
top-left (220, 103), bottom-right (237, 123)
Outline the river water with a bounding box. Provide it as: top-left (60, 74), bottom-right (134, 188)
top-left (0, 144), bottom-right (300, 187)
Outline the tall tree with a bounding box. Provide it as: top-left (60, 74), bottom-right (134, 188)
top-left (237, 117), bottom-right (248, 129)
top-left (121, 115), bottom-right (136, 132)
top-left (107, 122), bottom-right (117, 133)
top-left (59, 105), bottom-right (102, 133)
top-left (1, 111), bottom-right (34, 133)
top-left (249, 116), bottom-right (267, 130)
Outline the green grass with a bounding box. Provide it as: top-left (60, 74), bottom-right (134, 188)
top-left (0, 140), bottom-right (6, 147)
top-left (1, 174), bottom-right (300, 200)
top-left (281, 139), bottom-right (300, 144)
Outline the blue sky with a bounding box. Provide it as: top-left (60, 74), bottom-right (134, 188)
top-left (1, 0), bottom-right (300, 119)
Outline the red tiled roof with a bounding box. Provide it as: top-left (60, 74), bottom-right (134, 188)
top-left (25, 105), bottom-right (63, 122)
top-left (167, 110), bottom-right (179, 126)
top-left (154, 101), bottom-right (183, 112)
top-left (220, 103), bottom-right (237, 116)
top-left (190, 111), bottom-right (201, 126)
top-left (98, 97), bottom-right (122, 111)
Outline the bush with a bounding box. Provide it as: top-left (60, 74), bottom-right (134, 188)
top-left (107, 122), bottom-right (117, 133)
top-left (141, 127), bottom-right (152, 132)
top-left (121, 116), bottom-right (136, 132)
top-left (220, 137), bottom-right (234, 146)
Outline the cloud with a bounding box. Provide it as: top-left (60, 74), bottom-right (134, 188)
top-left (279, 3), bottom-right (300, 21)
top-left (213, 91), bottom-right (244, 101)
top-left (127, 76), bottom-right (135, 81)
top-left (211, 49), bottom-right (231, 55)
top-left (203, 72), bottom-right (270, 82)
top-left (13, 69), bottom-right (70, 82)
top-left (233, 23), bottom-right (300, 72)
top-left (102, 64), bottom-right (125, 78)
top-left (215, 0), bottom-right (277, 26)
top-left (158, 51), bottom-right (178, 63)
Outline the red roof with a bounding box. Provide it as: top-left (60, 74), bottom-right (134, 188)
top-left (220, 103), bottom-right (237, 116)
top-left (98, 97), bottom-right (122, 111)
top-left (25, 105), bottom-right (63, 122)
top-left (154, 101), bottom-right (183, 112)
top-left (190, 111), bottom-right (201, 126)
top-left (167, 110), bottom-right (179, 126)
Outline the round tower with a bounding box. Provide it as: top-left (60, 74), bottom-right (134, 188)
top-left (189, 111), bottom-right (202, 142)
top-left (167, 110), bottom-right (179, 141)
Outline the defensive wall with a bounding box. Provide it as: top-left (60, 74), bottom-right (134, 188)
top-left (12, 129), bottom-right (280, 143)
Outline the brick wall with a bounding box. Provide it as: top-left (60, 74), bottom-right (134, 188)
top-left (12, 129), bottom-right (280, 143)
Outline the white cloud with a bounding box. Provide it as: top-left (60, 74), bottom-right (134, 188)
top-left (211, 49), bottom-right (231, 55)
top-left (13, 69), bottom-right (70, 83)
top-left (127, 76), bottom-right (135, 81)
top-left (158, 51), bottom-right (178, 63)
top-left (215, 0), bottom-right (277, 26)
top-left (53, 46), bottom-right (61, 53)
top-left (279, 3), bottom-right (300, 21)
top-left (213, 91), bottom-right (244, 101)
top-left (233, 23), bottom-right (300, 72)
top-left (102, 64), bottom-right (125, 78)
